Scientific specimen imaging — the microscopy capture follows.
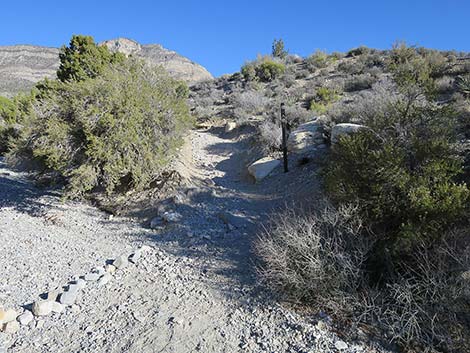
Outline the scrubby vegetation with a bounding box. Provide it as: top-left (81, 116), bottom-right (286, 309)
top-left (3, 35), bottom-right (192, 199)
top-left (211, 41), bottom-right (470, 352)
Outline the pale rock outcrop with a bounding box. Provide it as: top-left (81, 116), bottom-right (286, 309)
top-left (287, 120), bottom-right (325, 154)
top-left (331, 123), bottom-right (367, 144)
top-left (248, 157), bottom-right (280, 182)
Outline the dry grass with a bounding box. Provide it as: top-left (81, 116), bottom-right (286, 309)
top-left (256, 204), bottom-right (470, 352)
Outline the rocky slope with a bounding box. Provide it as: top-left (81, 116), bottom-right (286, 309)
top-left (0, 38), bottom-right (212, 97)
top-left (101, 38), bottom-right (213, 83)
top-left (0, 45), bottom-right (59, 97)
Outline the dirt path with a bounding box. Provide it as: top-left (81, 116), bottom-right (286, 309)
top-left (0, 127), bottom-right (387, 352)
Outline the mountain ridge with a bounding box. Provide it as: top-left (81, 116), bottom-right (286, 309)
top-left (0, 38), bottom-right (213, 97)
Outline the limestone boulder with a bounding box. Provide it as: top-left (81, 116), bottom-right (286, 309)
top-left (331, 123), bottom-right (367, 144)
top-left (287, 120), bottom-right (325, 154)
top-left (248, 157), bottom-right (280, 182)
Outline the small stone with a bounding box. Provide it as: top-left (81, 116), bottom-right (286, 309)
top-left (59, 291), bottom-right (78, 306)
top-left (32, 301), bottom-right (53, 317)
top-left (0, 309), bottom-right (17, 324)
top-left (2, 321), bottom-right (20, 333)
top-left (98, 274), bottom-right (112, 287)
top-left (46, 289), bottom-right (60, 302)
top-left (225, 121), bottom-right (237, 133)
top-left (113, 255), bottom-right (129, 269)
top-left (150, 217), bottom-right (164, 229)
top-left (95, 267), bottom-right (106, 276)
top-left (70, 305), bottom-right (81, 314)
top-left (17, 311), bottom-right (34, 326)
top-left (75, 279), bottom-right (86, 289)
top-left (161, 211), bottom-right (182, 223)
top-left (335, 340), bottom-right (348, 350)
top-left (84, 273), bottom-right (100, 281)
top-left (67, 284), bottom-right (81, 294)
top-left (51, 302), bottom-right (64, 314)
top-left (105, 264), bottom-right (116, 274)
top-left (129, 249), bottom-right (142, 264)
top-left (36, 320), bottom-right (44, 329)
top-left (141, 245), bottom-right (152, 252)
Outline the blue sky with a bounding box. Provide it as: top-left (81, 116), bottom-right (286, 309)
top-left (1, 0), bottom-right (469, 77)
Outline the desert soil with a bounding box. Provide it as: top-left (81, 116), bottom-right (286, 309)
top-left (0, 125), bottom-right (389, 352)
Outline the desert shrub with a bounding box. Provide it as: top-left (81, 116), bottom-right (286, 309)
top-left (324, 87), bottom-right (469, 270)
top-left (231, 90), bottom-right (269, 121)
top-left (0, 96), bottom-right (16, 154)
top-left (257, 205), bottom-right (470, 352)
top-left (57, 35), bottom-right (125, 82)
top-left (257, 120), bottom-right (282, 152)
top-left (346, 46), bottom-right (371, 57)
top-left (0, 94), bottom-right (35, 154)
top-left (256, 203), bottom-right (368, 305)
top-left (338, 59), bottom-right (365, 74)
top-left (388, 42), bottom-right (437, 98)
top-left (309, 86), bottom-right (340, 113)
top-left (272, 38), bottom-right (288, 59)
top-left (306, 50), bottom-right (329, 71)
top-left (344, 73), bottom-right (377, 92)
top-left (9, 59), bottom-right (192, 198)
top-left (457, 74), bottom-right (470, 97)
top-left (241, 56), bottom-right (286, 82)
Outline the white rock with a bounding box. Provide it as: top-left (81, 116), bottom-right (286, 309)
top-left (113, 255), bottom-right (129, 269)
top-left (105, 264), bottom-right (116, 274)
top-left (129, 249), bottom-right (142, 264)
top-left (75, 279), bottom-right (86, 289)
top-left (98, 274), bottom-right (112, 287)
top-left (51, 302), bottom-right (64, 314)
top-left (161, 211), bottom-right (182, 223)
top-left (141, 245), bottom-right (152, 252)
top-left (70, 305), bottom-right (81, 314)
top-left (150, 217), bottom-right (163, 229)
top-left (17, 311), bottom-right (34, 326)
top-left (36, 320), bottom-right (44, 329)
top-left (46, 290), bottom-right (60, 302)
top-left (248, 157), bottom-right (281, 182)
top-left (0, 308), bottom-right (17, 324)
top-left (225, 121), bottom-right (237, 133)
top-left (335, 340), bottom-right (348, 350)
top-left (2, 320), bottom-right (20, 333)
top-left (84, 273), bottom-right (100, 281)
top-left (287, 120), bottom-right (325, 154)
top-left (32, 301), bottom-right (53, 316)
top-left (59, 291), bottom-right (78, 306)
top-left (331, 123), bottom-right (367, 144)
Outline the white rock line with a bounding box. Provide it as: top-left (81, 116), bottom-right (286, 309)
top-left (0, 245), bottom-right (153, 335)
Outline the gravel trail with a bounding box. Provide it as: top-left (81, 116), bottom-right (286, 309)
top-left (0, 127), bottom-right (389, 352)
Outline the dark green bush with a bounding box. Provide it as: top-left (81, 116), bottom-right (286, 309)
top-left (241, 56), bottom-right (285, 82)
top-left (309, 86), bottom-right (340, 113)
top-left (57, 35), bottom-right (125, 82)
top-left (325, 109), bottom-right (469, 266)
top-left (306, 50), bottom-right (329, 71)
top-left (9, 59), bottom-right (192, 198)
top-left (272, 38), bottom-right (288, 59)
top-left (0, 94), bottom-right (35, 154)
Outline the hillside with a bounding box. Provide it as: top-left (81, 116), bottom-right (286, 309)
top-left (0, 38), bottom-right (212, 97)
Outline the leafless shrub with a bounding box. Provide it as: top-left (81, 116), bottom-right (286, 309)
top-left (328, 79), bottom-right (404, 123)
top-left (255, 203), bottom-right (369, 307)
top-left (256, 204), bottom-right (470, 352)
top-left (257, 120), bottom-right (282, 152)
top-left (232, 90), bottom-right (269, 114)
top-left (338, 59), bottom-right (365, 74)
top-left (344, 73), bottom-right (378, 92)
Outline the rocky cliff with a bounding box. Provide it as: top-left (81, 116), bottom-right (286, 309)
top-left (0, 38), bottom-right (213, 97)
top-left (0, 45), bottom-right (59, 97)
top-left (101, 38), bottom-right (213, 83)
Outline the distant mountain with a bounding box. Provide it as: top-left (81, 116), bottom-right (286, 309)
top-left (101, 38), bottom-right (213, 83)
top-left (0, 45), bottom-right (59, 97)
top-left (0, 38), bottom-right (213, 97)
